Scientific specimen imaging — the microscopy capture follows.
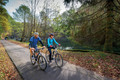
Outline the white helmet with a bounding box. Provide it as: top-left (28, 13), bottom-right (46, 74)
top-left (34, 32), bottom-right (39, 35)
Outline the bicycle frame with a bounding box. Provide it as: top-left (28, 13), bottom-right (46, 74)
top-left (54, 48), bottom-right (58, 53)
top-left (31, 48), bottom-right (44, 57)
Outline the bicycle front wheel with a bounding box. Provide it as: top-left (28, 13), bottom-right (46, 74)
top-left (38, 55), bottom-right (47, 71)
top-left (55, 53), bottom-right (63, 67)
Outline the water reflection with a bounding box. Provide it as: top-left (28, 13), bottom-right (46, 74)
top-left (59, 47), bottom-right (73, 50)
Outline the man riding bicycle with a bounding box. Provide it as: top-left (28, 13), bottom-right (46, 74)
top-left (47, 33), bottom-right (60, 63)
top-left (29, 32), bottom-right (45, 60)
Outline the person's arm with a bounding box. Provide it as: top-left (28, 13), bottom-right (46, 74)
top-left (53, 38), bottom-right (59, 45)
top-left (29, 37), bottom-right (33, 48)
top-left (47, 38), bottom-right (51, 47)
top-left (38, 37), bottom-right (44, 46)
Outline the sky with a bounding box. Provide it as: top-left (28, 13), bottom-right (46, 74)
top-left (5, 0), bottom-right (81, 17)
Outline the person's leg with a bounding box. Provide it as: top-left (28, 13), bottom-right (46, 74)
top-left (52, 47), bottom-right (55, 56)
top-left (34, 47), bottom-right (38, 61)
top-left (30, 48), bottom-right (35, 56)
top-left (48, 47), bottom-right (52, 62)
top-left (51, 47), bottom-right (55, 58)
top-left (52, 46), bottom-right (55, 49)
top-left (35, 47), bottom-right (38, 56)
top-left (30, 48), bottom-right (35, 57)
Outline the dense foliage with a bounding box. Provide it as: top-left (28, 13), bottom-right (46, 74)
top-left (0, 0), bottom-right (10, 37)
top-left (59, 0), bottom-right (120, 53)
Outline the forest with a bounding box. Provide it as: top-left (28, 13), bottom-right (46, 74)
top-left (0, 0), bottom-right (120, 54)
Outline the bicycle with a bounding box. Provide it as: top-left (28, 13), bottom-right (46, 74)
top-left (30, 48), bottom-right (47, 71)
top-left (45, 46), bottom-right (63, 67)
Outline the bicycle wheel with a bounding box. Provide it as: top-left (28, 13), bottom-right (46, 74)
top-left (30, 54), bottom-right (36, 65)
top-left (45, 50), bottom-right (49, 62)
top-left (55, 53), bottom-right (63, 67)
top-left (38, 55), bottom-right (47, 71)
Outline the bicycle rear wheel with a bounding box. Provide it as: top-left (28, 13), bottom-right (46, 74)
top-left (55, 53), bottom-right (63, 67)
top-left (38, 55), bottom-right (47, 71)
top-left (30, 54), bottom-right (36, 65)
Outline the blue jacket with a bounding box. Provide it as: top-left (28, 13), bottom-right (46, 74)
top-left (47, 38), bottom-right (58, 47)
top-left (29, 36), bottom-right (44, 49)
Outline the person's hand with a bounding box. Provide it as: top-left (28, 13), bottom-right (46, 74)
top-left (43, 46), bottom-right (45, 48)
top-left (50, 45), bottom-right (52, 47)
top-left (58, 44), bottom-right (61, 46)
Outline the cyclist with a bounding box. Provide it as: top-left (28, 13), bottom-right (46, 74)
top-left (29, 32), bottom-right (45, 60)
top-left (47, 33), bottom-right (60, 63)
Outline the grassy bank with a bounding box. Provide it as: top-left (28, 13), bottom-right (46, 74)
top-left (0, 41), bottom-right (22, 80)
top-left (8, 40), bottom-right (120, 80)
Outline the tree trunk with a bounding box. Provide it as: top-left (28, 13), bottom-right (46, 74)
top-left (21, 14), bottom-right (26, 42)
top-left (104, 0), bottom-right (113, 52)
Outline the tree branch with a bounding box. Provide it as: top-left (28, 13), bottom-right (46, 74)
top-left (112, 1), bottom-right (120, 10)
top-left (82, 27), bottom-right (106, 39)
top-left (113, 17), bottom-right (120, 24)
top-left (113, 9), bottom-right (120, 14)
top-left (116, 0), bottom-right (120, 5)
top-left (77, 2), bottom-right (107, 21)
top-left (112, 28), bottom-right (120, 34)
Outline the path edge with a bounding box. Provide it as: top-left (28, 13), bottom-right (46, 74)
top-left (1, 40), bottom-right (24, 80)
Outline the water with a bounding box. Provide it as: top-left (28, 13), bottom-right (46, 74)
top-left (57, 39), bottom-right (83, 50)
top-left (59, 46), bottom-right (73, 50)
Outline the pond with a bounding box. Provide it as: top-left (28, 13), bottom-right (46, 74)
top-left (56, 39), bottom-right (86, 50)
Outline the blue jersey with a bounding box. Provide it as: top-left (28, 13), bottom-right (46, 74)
top-left (29, 36), bottom-right (44, 49)
top-left (47, 38), bottom-right (58, 47)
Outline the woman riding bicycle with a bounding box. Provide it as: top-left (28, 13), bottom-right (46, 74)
top-left (47, 33), bottom-right (60, 63)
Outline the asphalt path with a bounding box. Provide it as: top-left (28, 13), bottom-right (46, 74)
top-left (1, 40), bottom-right (113, 80)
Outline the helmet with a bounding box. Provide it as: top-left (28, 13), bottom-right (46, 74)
top-left (49, 33), bottom-right (54, 37)
top-left (34, 32), bottom-right (39, 35)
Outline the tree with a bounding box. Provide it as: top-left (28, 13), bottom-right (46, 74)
top-left (0, 1), bottom-right (10, 37)
top-left (9, 17), bottom-right (23, 39)
top-left (103, 0), bottom-right (114, 52)
top-left (63, 0), bottom-right (120, 53)
top-left (0, 0), bottom-right (9, 6)
top-left (13, 5), bottom-right (30, 41)
top-left (25, 0), bottom-right (40, 37)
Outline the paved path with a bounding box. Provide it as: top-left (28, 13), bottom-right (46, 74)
top-left (1, 40), bottom-right (113, 80)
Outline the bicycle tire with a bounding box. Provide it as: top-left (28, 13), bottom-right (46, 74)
top-left (55, 53), bottom-right (63, 67)
top-left (38, 55), bottom-right (47, 71)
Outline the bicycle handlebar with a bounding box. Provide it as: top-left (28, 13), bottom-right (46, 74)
top-left (37, 48), bottom-right (44, 50)
top-left (54, 45), bottom-right (61, 48)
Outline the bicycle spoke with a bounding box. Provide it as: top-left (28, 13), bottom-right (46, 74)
top-left (55, 53), bottom-right (63, 67)
top-left (38, 56), bottom-right (47, 71)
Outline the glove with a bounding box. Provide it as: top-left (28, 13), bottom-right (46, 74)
top-left (50, 45), bottom-right (52, 47)
top-left (58, 44), bottom-right (61, 46)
